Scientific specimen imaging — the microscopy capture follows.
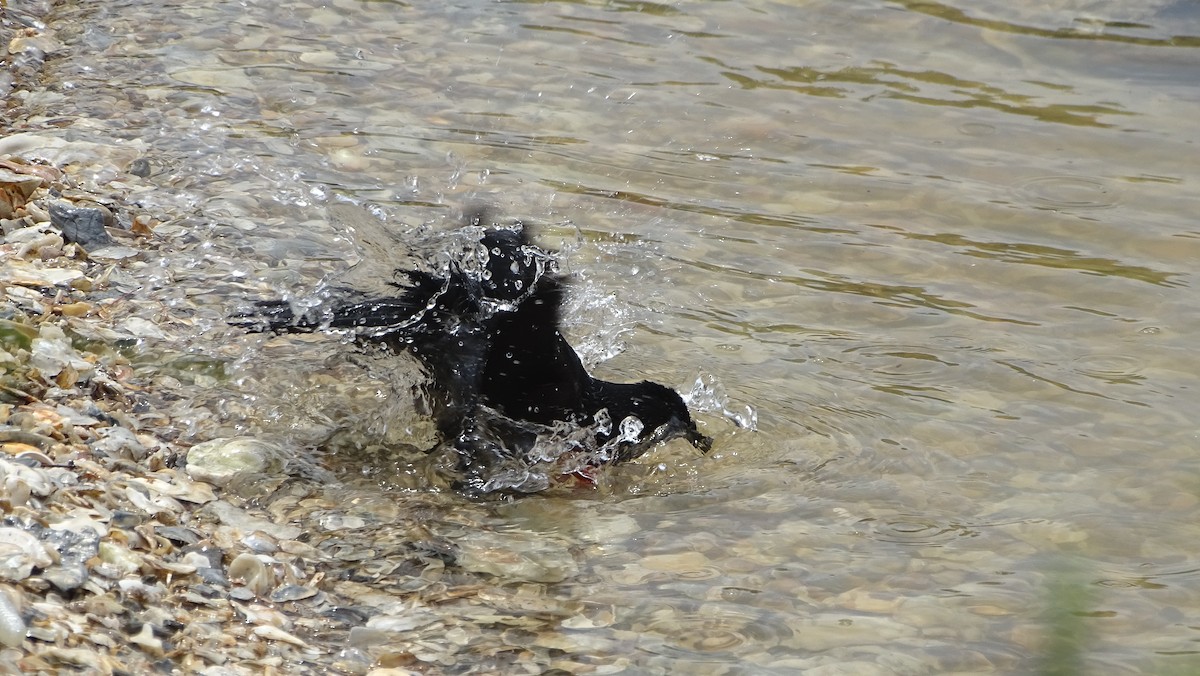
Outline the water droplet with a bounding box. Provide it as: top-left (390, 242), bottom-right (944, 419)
top-left (594, 409), bottom-right (613, 436)
top-left (618, 416), bottom-right (644, 443)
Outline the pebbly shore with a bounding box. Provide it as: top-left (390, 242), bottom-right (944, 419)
top-left (1, 5), bottom-right (590, 674)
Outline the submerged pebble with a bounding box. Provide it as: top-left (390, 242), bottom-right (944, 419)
top-left (185, 437), bottom-right (284, 486)
top-left (48, 200), bottom-right (114, 250)
top-left (456, 530), bottom-right (579, 583)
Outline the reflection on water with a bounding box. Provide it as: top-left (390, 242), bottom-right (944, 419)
top-left (17, 0), bottom-right (1200, 671)
top-left (726, 61), bottom-right (1133, 128)
top-left (898, 0), bottom-right (1200, 45)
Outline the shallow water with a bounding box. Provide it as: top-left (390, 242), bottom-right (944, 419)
top-left (13, 0), bottom-right (1200, 671)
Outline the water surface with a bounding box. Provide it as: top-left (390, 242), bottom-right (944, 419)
top-left (18, 0), bottom-right (1200, 671)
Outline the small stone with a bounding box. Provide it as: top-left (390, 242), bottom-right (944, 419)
top-left (88, 244), bottom-right (140, 261)
top-left (269, 584), bottom-right (318, 603)
top-left (242, 531), bottom-right (279, 554)
top-left (186, 437), bottom-right (284, 487)
top-left (229, 587), bottom-right (257, 602)
top-left (57, 302), bottom-right (92, 317)
top-left (118, 317), bottom-right (170, 341)
top-left (195, 566), bottom-right (230, 587)
top-left (49, 200), bottom-right (114, 249)
top-left (129, 158), bottom-right (152, 177)
top-left (110, 511), bottom-right (142, 529)
top-left (319, 515), bottom-right (366, 531)
top-left (39, 647), bottom-right (99, 668)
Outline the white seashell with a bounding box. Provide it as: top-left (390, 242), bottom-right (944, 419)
top-left (129, 623), bottom-right (164, 657)
top-left (117, 578), bottom-right (165, 604)
top-left (0, 528), bottom-right (53, 582)
top-left (0, 585), bottom-right (25, 648)
top-left (227, 552), bottom-right (277, 596)
top-left (252, 624), bottom-right (312, 649)
top-left (96, 541), bottom-right (143, 577)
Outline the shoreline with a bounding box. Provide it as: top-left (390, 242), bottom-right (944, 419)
top-left (3, 7), bottom-right (587, 673)
top-left (1, 6), bottom-right (377, 673)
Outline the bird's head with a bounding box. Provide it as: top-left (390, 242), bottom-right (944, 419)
top-left (596, 380), bottom-right (713, 462)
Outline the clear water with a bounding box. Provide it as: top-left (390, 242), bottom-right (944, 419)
top-left (15, 0), bottom-right (1200, 671)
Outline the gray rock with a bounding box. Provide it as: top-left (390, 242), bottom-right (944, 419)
top-left (129, 158), bottom-right (152, 177)
top-left (49, 199), bottom-right (114, 249)
top-left (110, 511), bottom-right (142, 529)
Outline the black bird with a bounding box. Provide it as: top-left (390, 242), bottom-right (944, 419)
top-left (234, 212), bottom-right (711, 491)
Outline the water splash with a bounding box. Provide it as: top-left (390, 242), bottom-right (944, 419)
top-left (688, 373), bottom-right (757, 431)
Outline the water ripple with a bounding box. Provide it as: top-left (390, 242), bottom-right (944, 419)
top-left (1070, 354), bottom-right (1146, 386)
top-left (1014, 175), bottom-right (1120, 211)
top-left (638, 607), bottom-right (793, 655)
top-left (864, 516), bottom-right (979, 546)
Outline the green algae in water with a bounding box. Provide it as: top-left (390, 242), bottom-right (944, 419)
top-left (1037, 561), bottom-right (1096, 676)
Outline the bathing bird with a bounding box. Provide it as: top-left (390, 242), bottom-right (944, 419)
top-left (234, 211), bottom-right (711, 491)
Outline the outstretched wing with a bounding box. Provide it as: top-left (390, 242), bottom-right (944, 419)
top-left (231, 270), bottom-right (447, 338)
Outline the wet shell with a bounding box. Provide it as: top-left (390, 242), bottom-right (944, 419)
top-left (0, 527), bottom-right (54, 581)
top-left (0, 586), bottom-right (26, 648)
top-left (227, 552), bottom-right (277, 596)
